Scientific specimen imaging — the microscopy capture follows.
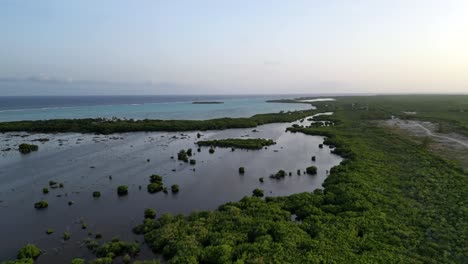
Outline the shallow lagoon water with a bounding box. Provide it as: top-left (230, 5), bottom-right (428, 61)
top-left (0, 115), bottom-right (341, 263)
top-left (0, 96), bottom-right (312, 122)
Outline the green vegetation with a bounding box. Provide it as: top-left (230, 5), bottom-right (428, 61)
top-left (84, 237), bottom-right (140, 262)
top-left (45, 228), bottom-right (54, 235)
top-left (71, 258), bottom-right (85, 264)
top-left (197, 138), bottom-right (276, 149)
top-left (42, 188), bottom-right (48, 194)
top-left (133, 260), bottom-right (160, 264)
top-left (305, 166), bottom-right (317, 175)
top-left (131, 96), bottom-right (467, 263)
top-left (171, 184), bottom-right (179, 193)
top-left (150, 174), bottom-right (162, 183)
top-left (93, 191), bottom-right (101, 198)
top-left (147, 174), bottom-right (163, 193)
top-left (238, 166), bottom-right (245, 174)
top-left (34, 200), bottom-right (48, 209)
top-left (186, 148), bottom-right (192, 156)
top-left (189, 159), bottom-right (196, 165)
top-left (63, 232), bottom-right (71, 241)
top-left (147, 182), bottom-right (163, 193)
top-left (17, 244), bottom-right (41, 260)
top-left (0, 109), bottom-right (316, 134)
top-left (252, 188), bottom-right (264, 197)
top-left (209, 147), bottom-right (215, 154)
top-left (144, 208), bottom-right (156, 219)
top-left (259, 177), bottom-right (264, 183)
top-left (269, 169), bottom-right (287, 179)
top-left (1, 244), bottom-right (40, 264)
top-left (18, 143), bottom-right (38, 154)
top-left (117, 185), bottom-right (128, 196)
top-left (177, 150), bottom-right (188, 162)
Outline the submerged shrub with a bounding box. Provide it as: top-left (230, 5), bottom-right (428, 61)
top-left (46, 229), bottom-right (54, 235)
top-left (63, 232), bottom-right (71, 241)
top-left (34, 200), bottom-right (48, 209)
top-left (187, 148), bottom-right (192, 156)
top-left (42, 188), bottom-right (49, 194)
top-left (149, 174), bottom-right (162, 183)
top-left (209, 147), bottom-right (215, 154)
top-left (270, 170), bottom-right (287, 179)
top-left (144, 208), bottom-right (156, 219)
top-left (238, 167), bottom-right (245, 174)
top-left (252, 188), bottom-right (264, 197)
top-left (171, 184), bottom-right (180, 193)
top-left (17, 244), bottom-right (41, 259)
top-left (177, 150), bottom-right (188, 162)
top-left (147, 182), bottom-right (163, 193)
top-left (306, 166), bottom-right (317, 175)
top-left (93, 191), bottom-right (101, 198)
top-left (117, 186), bottom-right (128, 196)
top-left (189, 159), bottom-right (196, 165)
top-left (18, 143), bottom-right (38, 154)
top-left (319, 144), bottom-right (323, 148)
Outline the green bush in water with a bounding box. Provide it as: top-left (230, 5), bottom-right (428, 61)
top-left (117, 185), bottom-right (128, 196)
top-left (270, 170), bottom-right (287, 179)
top-left (17, 244), bottom-right (41, 259)
top-left (306, 166), bottom-right (317, 175)
top-left (34, 200), bottom-right (48, 209)
top-left (144, 208), bottom-right (156, 219)
top-left (177, 150), bottom-right (188, 162)
top-left (252, 188), bottom-right (264, 197)
top-left (171, 184), bottom-right (180, 193)
top-left (147, 182), bottom-right (163, 193)
top-left (18, 143), bottom-right (38, 154)
top-left (149, 174), bottom-right (162, 183)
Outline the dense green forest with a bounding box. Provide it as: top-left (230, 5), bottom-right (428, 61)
top-left (196, 138), bottom-right (276, 150)
top-left (2, 95), bottom-right (467, 263)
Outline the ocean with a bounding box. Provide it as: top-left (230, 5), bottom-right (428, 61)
top-left (0, 95), bottom-right (312, 122)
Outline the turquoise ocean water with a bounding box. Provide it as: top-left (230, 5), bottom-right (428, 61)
top-left (0, 95), bottom-right (312, 122)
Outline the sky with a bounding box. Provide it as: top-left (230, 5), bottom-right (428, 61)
top-left (1, 0), bottom-right (468, 95)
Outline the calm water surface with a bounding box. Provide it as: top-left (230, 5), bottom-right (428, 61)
top-left (0, 115), bottom-right (341, 263)
top-left (0, 95), bottom-right (312, 121)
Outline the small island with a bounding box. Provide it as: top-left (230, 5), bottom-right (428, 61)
top-left (196, 138), bottom-right (276, 150)
top-left (192, 101), bottom-right (224, 104)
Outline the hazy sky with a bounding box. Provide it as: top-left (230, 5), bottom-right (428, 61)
top-left (1, 0), bottom-right (468, 95)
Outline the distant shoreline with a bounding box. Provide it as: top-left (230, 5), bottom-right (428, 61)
top-left (192, 101), bottom-right (224, 104)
